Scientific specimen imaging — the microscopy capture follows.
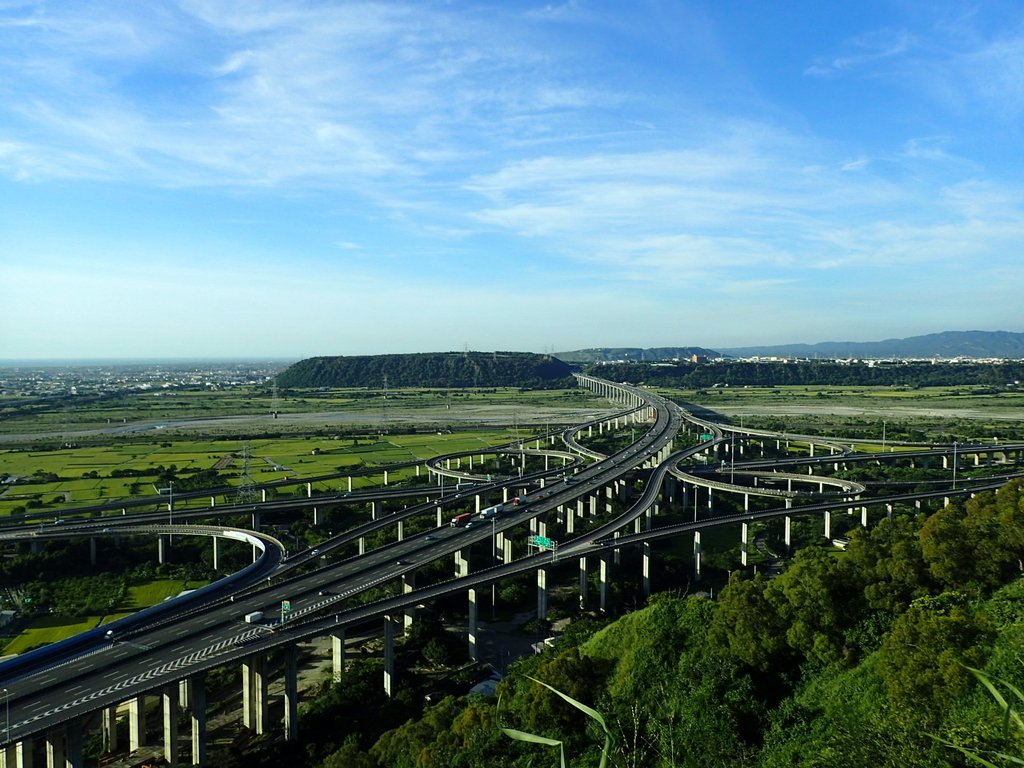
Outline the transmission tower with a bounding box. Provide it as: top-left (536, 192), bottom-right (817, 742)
top-left (235, 442), bottom-right (259, 505)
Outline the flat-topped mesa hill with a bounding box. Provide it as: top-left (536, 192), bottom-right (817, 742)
top-left (275, 352), bottom-right (576, 389)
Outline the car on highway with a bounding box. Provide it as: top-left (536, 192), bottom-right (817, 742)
top-left (396, 559), bottom-right (411, 566)
top-left (310, 548), bottom-right (321, 557)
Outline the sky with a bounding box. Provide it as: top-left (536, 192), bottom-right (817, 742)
top-left (2, 1), bottom-right (1023, 360)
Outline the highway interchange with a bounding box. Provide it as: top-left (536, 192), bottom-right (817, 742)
top-left (0, 374), bottom-right (1021, 762)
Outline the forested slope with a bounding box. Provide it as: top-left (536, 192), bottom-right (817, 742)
top-left (587, 359), bottom-right (1024, 387)
top-left (306, 479), bottom-right (1024, 768)
top-left (276, 352), bottom-right (575, 389)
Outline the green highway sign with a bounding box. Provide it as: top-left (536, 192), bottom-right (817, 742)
top-left (700, 433), bottom-right (714, 441)
top-left (281, 600), bottom-right (292, 612)
top-left (529, 535), bottom-right (553, 549)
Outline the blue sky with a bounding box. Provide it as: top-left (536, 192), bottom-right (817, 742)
top-left (2, 1), bottom-right (1023, 359)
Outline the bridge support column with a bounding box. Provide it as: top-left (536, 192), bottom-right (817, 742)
top-left (43, 731), bottom-right (63, 768)
top-left (436, 505), bottom-right (443, 528)
top-left (613, 531), bottom-right (621, 566)
top-left (157, 535), bottom-right (168, 564)
top-left (693, 531), bottom-right (702, 579)
top-left (589, 496), bottom-right (598, 518)
top-left (599, 554), bottom-right (609, 612)
top-left (242, 656), bottom-right (268, 734)
top-left (212, 536), bottom-right (220, 571)
top-left (741, 522), bottom-right (749, 567)
top-left (454, 549), bottom-right (469, 578)
top-left (189, 673), bottom-right (207, 767)
top-left (371, 500), bottom-right (381, 520)
top-left (332, 630), bottom-right (346, 681)
top-left (251, 510), bottom-right (261, 530)
top-left (89, 537), bottom-right (97, 567)
top-left (384, 615), bottom-right (396, 698)
top-left (101, 706), bottom-right (117, 754)
top-left (566, 509), bottom-right (575, 534)
top-left (284, 645), bottom-right (299, 742)
top-left (642, 542), bottom-right (651, 597)
top-left (313, 506), bottom-right (323, 526)
top-left (824, 510), bottom-right (831, 540)
top-left (537, 567), bottom-right (548, 620)
top-left (1, 742), bottom-right (31, 768)
top-left (579, 557), bottom-right (588, 607)
top-left (403, 573), bottom-right (416, 632)
top-left (861, 506), bottom-right (869, 528)
top-left (397, 519), bottom-right (404, 541)
top-left (128, 696), bottom-right (146, 751)
top-left (784, 516), bottom-right (792, 552)
top-left (468, 588), bottom-right (478, 661)
top-left (886, 503), bottom-right (893, 520)
top-left (162, 685), bottom-right (179, 767)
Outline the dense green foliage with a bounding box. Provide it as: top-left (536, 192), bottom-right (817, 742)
top-left (306, 479), bottom-right (1024, 767)
top-left (277, 352), bottom-right (575, 389)
top-left (588, 360), bottom-right (1024, 388)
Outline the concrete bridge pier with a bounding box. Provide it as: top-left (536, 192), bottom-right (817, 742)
top-left (468, 588), bottom-right (478, 661)
top-left (284, 645), bottom-right (299, 742)
top-left (128, 696), bottom-right (146, 752)
top-left (861, 506), bottom-right (869, 528)
top-left (1, 741), bottom-right (32, 768)
top-left (403, 573), bottom-right (416, 631)
top-left (599, 554), bottom-right (610, 612)
top-left (242, 656), bottom-right (268, 735)
top-left (332, 630), bottom-right (346, 681)
top-left (44, 730), bottom-right (65, 768)
top-left (189, 673), bottom-right (207, 767)
top-left (384, 616), bottom-right (396, 697)
top-left (642, 542), bottom-right (651, 597)
top-left (537, 568), bottom-right (548, 620)
top-left (824, 510), bottom-right (831, 540)
top-left (784, 516), bottom-right (792, 552)
top-left (740, 522), bottom-right (749, 567)
top-left (101, 706), bottom-right (117, 755)
top-left (578, 557), bottom-right (588, 606)
top-left (162, 685), bottom-right (179, 767)
top-left (693, 531), bottom-right (702, 579)
top-left (455, 549), bottom-right (469, 578)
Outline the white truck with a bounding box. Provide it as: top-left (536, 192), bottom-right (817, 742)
top-left (244, 611), bottom-right (264, 624)
top-left (480, 504), bottom-right (503, 519)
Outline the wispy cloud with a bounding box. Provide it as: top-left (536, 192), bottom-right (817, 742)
top-left (804, 29), bottom-right (915, 77)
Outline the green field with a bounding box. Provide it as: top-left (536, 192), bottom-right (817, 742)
top-left (1, 579), bottom-right (206, 654)
top-left (0, 429), bottom-right (525, 517)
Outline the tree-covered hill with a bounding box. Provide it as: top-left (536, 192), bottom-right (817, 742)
top-left (275, 351), bottom-right (575, 389)
top-left (587, 359), bottom-right (1024, 387)
top-left (300, 479), bottom-right (1024, 768)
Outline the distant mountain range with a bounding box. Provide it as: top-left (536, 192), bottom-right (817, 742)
top-left (721, 330), bottom-right (1024, 359)
top-left (558, 331), bottom-right (1024, 362)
